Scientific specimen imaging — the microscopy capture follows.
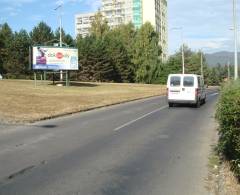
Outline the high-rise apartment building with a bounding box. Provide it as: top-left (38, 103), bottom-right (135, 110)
top-left (75, 13), bottom-right (95, 38)
top-left (101, 0), bottom-right (125, 27)
top-left (142, 0), bottom-right (168, 60)
top-left (101, 0), bottom-right (168, 59)
top-left (75, 0), bottom-right (168, 59)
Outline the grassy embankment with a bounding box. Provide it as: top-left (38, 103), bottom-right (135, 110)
top-left (0, 80), bottom-right (165, 123)
top-left (207, 80), bottom-right (240, 195)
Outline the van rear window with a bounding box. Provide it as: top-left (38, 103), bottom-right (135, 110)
top-left (183, 76), bottom-right (194, 87)
top-left (170, 76), bottom-right (181, 86)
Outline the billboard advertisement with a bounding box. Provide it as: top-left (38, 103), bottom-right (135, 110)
top-left (32, 46), bottom-right (78, 70)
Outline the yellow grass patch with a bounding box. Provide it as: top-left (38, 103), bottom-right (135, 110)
top-left (0, 80), bottom-right (166, 123)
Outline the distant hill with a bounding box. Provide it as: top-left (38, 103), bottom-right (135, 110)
top-left (205, 51), bottom-right (240, 67)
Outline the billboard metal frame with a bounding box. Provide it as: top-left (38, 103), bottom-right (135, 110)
top-left (31, 45), bottom-right (78, 71)
top-left (30, 45), bottom-right (78, 87)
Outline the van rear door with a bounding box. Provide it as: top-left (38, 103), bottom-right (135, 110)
top-left (181, 76), bottom-right (196, 101)
top-left (168, 75), bottom-right (182, 100)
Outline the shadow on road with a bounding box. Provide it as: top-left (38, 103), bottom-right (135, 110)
top-left (38, 124), bottom-right (58, 129)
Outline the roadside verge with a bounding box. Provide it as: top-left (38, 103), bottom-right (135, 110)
top-left (0, 80), bottom-right (166, 124)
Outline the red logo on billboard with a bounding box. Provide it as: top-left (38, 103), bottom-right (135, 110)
top-left (56, 52), bottom-right (63, 59)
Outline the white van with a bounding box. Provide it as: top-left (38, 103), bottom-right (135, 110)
top-left (167, 74), bottom-right (206, 107)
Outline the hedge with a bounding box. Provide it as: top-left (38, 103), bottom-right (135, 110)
top-left (216, 80), bottom-right (240, 178)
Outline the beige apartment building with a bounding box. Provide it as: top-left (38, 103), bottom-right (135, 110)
top-left (75, 0), bottom-right (168, 60)
top-left (75, 12), bottom-right (95, 38)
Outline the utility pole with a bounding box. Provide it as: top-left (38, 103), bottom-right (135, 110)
top-left (180, 28), bottom-right (185, 74)
top-left (172, 27), bottom-right (185, 74)
top-left (182, 45), bottom-right (185, 74)
top-left (200, 51), bottom-right (204, 80)
top-left (233, 0), bottom-right (239, 80)
top-left (228, 61), bottom-right (231, 80)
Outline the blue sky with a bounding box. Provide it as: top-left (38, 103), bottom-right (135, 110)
top-left (0, 0), bottom-right (239, 54)
top-left (169, 0), bottom-right (240, 54)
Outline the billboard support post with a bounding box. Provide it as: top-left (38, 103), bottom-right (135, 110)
top-left (44, 71), bottom-right (46, 81)
top-left (40, 73), bottom-right (43, 83)
top-left (66, 71), bottom-right (68, 86)
top-left (29, 47), bottom-right (32, 71)
top-left (34, 72), bottom-right (37, 87)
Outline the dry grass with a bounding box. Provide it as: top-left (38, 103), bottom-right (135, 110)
top-left (217, 162), bottom-right (240, 195)
top-left (0, 80), bottom-right (165, 123)
top-left (206, 145), bottom-right (240, 195)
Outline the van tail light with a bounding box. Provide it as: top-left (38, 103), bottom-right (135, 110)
top-left (195, 88), bottom-right (200, 96)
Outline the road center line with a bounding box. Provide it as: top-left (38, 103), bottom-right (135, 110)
top-left (114, 105), bottom-right (168, 131)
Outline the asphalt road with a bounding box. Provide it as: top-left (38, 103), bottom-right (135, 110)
top-left (0, 90), bottom-right (219, 195)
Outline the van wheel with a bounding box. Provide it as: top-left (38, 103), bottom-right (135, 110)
top-left (195, 100), bottom-right (201, 108)
top-left (169, 103), bottom-right (174, 108)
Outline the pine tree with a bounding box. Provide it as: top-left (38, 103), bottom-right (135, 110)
top-left (104, 28), bottom-right (134, 82)
top-left (30, 22), bottom-right (54, 45)
top-left (77, 35), bottom-right (116, 82)
top-left (54, 28), bottom-right (75, 47)
top-left (0, 23), bottom-right (13, 74)
top-left (4, 30), bottom-right (31, 76)
top-left (77, 36), bottom-right (96, 81)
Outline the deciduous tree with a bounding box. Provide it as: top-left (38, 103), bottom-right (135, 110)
top-left (132, 22), bottom-right (161, 83)
top-left (90, 11), bottom-right (110, 39)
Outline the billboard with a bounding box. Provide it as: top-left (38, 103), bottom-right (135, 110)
top-left (32, 46), bottom-right (78, 70)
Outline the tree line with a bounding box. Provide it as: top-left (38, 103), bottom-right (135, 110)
top-left (0, 12), bottom-right (230, 85)
top-left (0, 21), bottom-right (74, 79)
top-left (75, 12), bottom-right (162, 83)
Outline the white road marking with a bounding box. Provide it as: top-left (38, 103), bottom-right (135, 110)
top-left (208, 93), bottom-right (219, 97)
top-left (114, 105), bottom-right (168, 131)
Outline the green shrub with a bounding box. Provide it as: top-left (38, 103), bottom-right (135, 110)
top-left (216, 80), bottom-right (240, 178)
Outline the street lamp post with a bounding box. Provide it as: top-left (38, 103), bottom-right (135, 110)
top-left (54, 4), bottom-right (63, 81)
top-left (181, 30), bottom-right (185, 74)
top-left (233, 0), bottom-right (239, 80)
top-left (172, 27), bottom-right (185, 74)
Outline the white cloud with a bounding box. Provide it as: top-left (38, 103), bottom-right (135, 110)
top-left (30, 14), bottom-right (44, 22)
top-left (0, 6), bottom-right (22, 17)
top-left (1, 0), bottom-right (37, 17)
top-left (55, 0), bottom-right (64, 6)
top-left (9, 12), bottom-right (18, 16)
top-left (186, 38), bottom-right (231, 51)
top-left (0, 17), bottom-right (7, 23)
